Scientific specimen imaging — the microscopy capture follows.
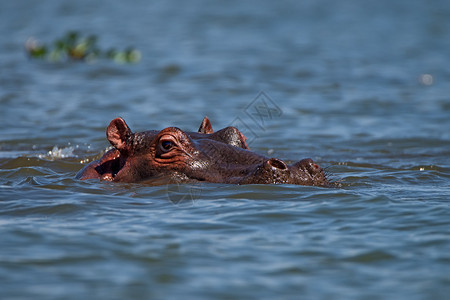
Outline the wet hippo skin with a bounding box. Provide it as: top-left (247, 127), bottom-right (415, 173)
top-left (77, 117), bottom-right (331, 186)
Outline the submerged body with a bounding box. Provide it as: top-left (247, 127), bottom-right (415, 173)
top-left (77, 117), bottom-right (330, 186)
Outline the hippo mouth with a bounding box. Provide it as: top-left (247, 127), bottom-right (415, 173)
top-left (93, 148), bottom-right (123, 181)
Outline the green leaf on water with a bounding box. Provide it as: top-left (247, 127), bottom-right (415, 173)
top-left (25, 31), bottom-right (141, 64)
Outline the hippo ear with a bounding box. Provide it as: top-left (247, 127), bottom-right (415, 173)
top-left (106, 117), bottom-right (132, 151)
top-left (198, 116), bottom-right (213, 134)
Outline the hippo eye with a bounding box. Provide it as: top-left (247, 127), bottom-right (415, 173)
top-left (157, 135), bottom-right (179, 157)
top-left (161, 140), bottom-right (174, 150)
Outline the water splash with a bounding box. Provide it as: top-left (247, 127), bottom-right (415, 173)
top-left (40, 146), bottom-right (76, 160)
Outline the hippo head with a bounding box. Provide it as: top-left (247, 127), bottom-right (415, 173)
top-left (77, 117), bottom-right (331, 187)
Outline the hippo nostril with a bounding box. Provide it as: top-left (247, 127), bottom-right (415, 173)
top-left (265, 158), bottom-right (288, 170)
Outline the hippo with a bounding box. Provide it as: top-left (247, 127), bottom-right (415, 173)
top-left (76, 117), bottom-right (331, 186)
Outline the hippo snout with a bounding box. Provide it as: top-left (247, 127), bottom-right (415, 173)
top-left (290, 158), bottom-right (329, 186)
top-left (297, 158), bottom-right (322, 176)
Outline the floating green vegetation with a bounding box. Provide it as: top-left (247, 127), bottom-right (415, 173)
top-left (25, 31), bottom-right (141, 64)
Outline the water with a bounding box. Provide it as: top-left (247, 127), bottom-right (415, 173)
top-left (1, 0), bottom-right (449, 299)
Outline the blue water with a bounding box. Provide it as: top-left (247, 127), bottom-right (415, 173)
top-left (1, 0), bottom-right (449, 299)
